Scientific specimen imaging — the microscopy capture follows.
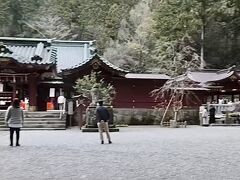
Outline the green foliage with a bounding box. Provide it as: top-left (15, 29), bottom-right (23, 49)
top-left (0, 0), bottom-right (41, 36)
top-left (25, 0), bottom-right (74, 39)
top-left (74, 72), bottom-right (116, 104)
top-left (0, 0), bottom-right (10, 34)
top-left (104, 0), bottom-right (156, 73)
top-left (1, 0), bottom-right (240, 72)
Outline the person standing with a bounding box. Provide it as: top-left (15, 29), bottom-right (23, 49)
top-left (57, 94), bottom-right (65, 110)
top-left (5, 98), bottom-right (24, 146)
top-left (202, 107), bottom-right (209, 126)
top-left (209, 105), bottom-right (216, 124)
top-left (96, 100), bottom-right (112, 144)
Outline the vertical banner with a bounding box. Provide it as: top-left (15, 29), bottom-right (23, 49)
top-left (49, 88), bottom-right (55, 97)
top-left (0, 83), bottom-right (3, 92)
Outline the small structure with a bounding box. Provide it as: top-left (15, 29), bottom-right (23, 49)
top-left (184, 67), bottom-right (240, 104)
top-left (83, 86), bottom-right (118, 132)
top-left (82, 104), bottom-right (118, 132)
top-left (175, 67), bottom-right (240, 125)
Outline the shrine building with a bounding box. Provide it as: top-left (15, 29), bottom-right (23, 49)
top-left (0, 37), bottom-right (93, 110)
top-left (1, 37), bottom-right (240, 113)
top-left (0, 37), bottom-right (170, 111)
top-left (180, 67), bottom-right (240, 105)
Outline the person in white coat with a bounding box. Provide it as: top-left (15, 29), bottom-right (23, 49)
top-left (202, 107), bottom-right (209, 126)
top-left (5, 98), bottom-right (24, 146)
top-left (57, 94), bottom-right (65, 111)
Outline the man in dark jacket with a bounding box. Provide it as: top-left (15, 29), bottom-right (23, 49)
top-left (209, 105), bottom-right (216, 124)
top-left (96, 100), bottom-right (112, 144)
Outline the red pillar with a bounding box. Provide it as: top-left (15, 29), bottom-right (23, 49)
top-left (28, 75), bottom-right (38, 111)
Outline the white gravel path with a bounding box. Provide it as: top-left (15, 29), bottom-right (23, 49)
top-left (0, 126), bottom-right (240, 180)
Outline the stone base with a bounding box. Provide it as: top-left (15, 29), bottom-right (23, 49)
top-left (29, 106), bottom-right (37, 112)
top-left (82, 127), bottom-right (119, 132)
top-left (210, 123), bottom-right (240, 127)
top-left (85, 124), bottom-right (116, 128)
top-left (170, 120), bottom-right (178, 128)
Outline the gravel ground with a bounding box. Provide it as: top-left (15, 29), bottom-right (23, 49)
top-left (0, 126), bottom-right (240, 180)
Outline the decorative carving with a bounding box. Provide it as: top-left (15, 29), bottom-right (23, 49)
top-left (92, 62), bottom-right (100, 70)
top-left (230, 75), bottom-right (237, 81)
top-left (0, 42), bottom-right (13, 54)
top-left (31, 55), bottom-right (43, 61)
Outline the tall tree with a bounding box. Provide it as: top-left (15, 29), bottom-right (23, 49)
top-left (151, 0), bottom-right (227, 75)
top-left (104, 0), bottom-right (156, 73)
top-left (205, 0), bottom-right (240, 68)
top-left (0, 0), bottom-right (10, 35)
top-left (24, 0), bottom-right (74, 39)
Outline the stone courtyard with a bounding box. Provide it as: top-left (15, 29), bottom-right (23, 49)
top-left (0, 126), bottom-right (240, 180)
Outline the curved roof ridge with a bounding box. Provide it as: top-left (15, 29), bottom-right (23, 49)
top-left (187, 70), bottom-right (234, 83)
top-left (62, 53), bottom-right (129, 73)
top-left (94, 54), bottom-right (129, 73)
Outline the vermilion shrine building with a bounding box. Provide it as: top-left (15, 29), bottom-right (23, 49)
top-left (0, 37), bottom-right (170, 111)
top-left (61, 54), bottom-right (170, 108)
top-left (1, 37), bottom-right (240, 113)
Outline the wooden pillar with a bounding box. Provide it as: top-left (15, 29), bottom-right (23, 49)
top-left (217, 94), bottom-right (219, 102)
top-left (12, 83), bottom-right (16, 99)
top-left (28, 75), bottom-right (38, 111)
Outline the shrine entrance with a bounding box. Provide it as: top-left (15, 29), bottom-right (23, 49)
top-left (0, 73), bottom-right (29, 109)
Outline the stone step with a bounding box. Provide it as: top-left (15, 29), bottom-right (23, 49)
top-left (0, 127), bottom-right (66, 131)
top-left (20, 118), bottom-right (62, 121)
top-left (0, 111), bottom-right (66, 130)
top-left (0, 110), bottom-right (64, 118)
top-left (0, 121), bottom-right (65, 126)
top-left (22, 121), bottom-right (65, 124)
top-left (0, 117), bottom-right (62, 120)
top-left (0, 118), bottom-right (63, 122)
top-left (0, 124), bottom-right (65, 128)
top-left (0, 120), bottom-right (64, 125)
top-left (24, 124), bottom-right (65, 128)
top-left (24, 113), bottom-right (62, 118)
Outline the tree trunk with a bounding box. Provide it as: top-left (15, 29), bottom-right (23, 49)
top-left (200, 0), bottom-right (206, 69)
top-left (160, 92), bottom-right (175, 126)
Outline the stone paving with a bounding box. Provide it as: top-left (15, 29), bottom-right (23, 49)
top-left (1, 126), bottom-right (240, 180)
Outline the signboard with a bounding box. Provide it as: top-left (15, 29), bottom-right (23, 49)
top-left (0, 83), bottom-right (3, 92)
top-left (0, 58), bottom-right (11, 67)
top-left (49, 88), bottom-right (55, 97)
top-left (68, 100), bottom-right (74, 115)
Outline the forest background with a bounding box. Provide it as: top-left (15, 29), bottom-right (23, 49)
top-left (0, 0), bottom-right (239, 76)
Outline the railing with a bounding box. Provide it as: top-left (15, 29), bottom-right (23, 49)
top-left (205, 103), bottom-right (240, 124)
top-left (208, 103), bottom-right (235, 114)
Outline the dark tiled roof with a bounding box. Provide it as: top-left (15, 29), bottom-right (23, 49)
top-left (166, 68), bottom-right (239, 91)
top-left (187, 69), bottom-right (235, 83)
top-left (0, 37), bottom-right (56, 65)
top-left (62, 54), bottom-right (128, 74)
top-left (125, 73), bottom-right (170, 80)
top-left (0, 37), bottom-right (95, 70)
top-left (52, 40), bottom-right (94, 72)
